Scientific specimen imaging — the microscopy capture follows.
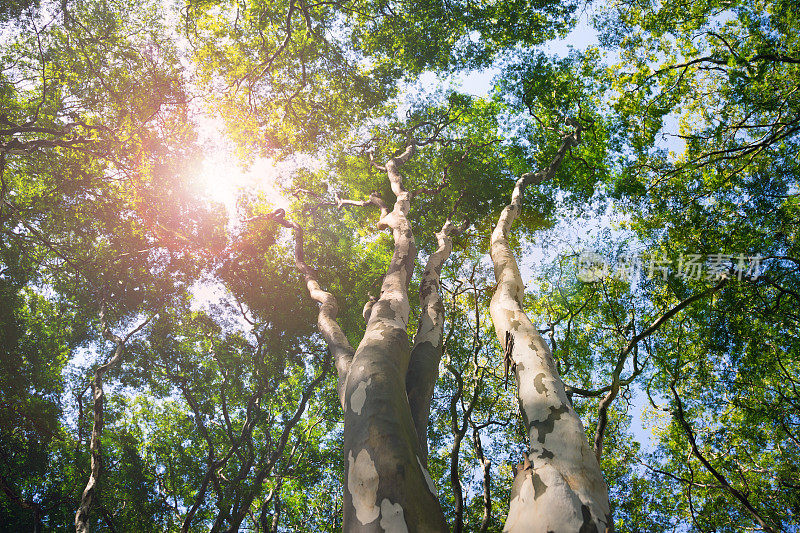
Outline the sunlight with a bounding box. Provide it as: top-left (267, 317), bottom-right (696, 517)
top-left (194, 116), bottom-right (290, 219)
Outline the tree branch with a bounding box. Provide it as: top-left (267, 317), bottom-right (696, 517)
top-left (263, 209), bottom-right (354, 406)
top-left (593, 277), bottom-right (728, 461)
top-left (407, 216), bottom-right (463, 463)
top-left (669, 380), bottom-right (778, 533)
top-left (75, 309), bottom-right (155, 533)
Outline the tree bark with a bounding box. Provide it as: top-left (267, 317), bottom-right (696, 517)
top-left (489, 120), bottom-right (612, 533)
top-left (341, 142), bottom-right (448, 532)
top-left (407, 218), bottom-right (460, 466)
top-left (276, 139), bottom-right (448, 532)
top-left (74, 375), bottom-right (106, 533)
top-left (267, 210), bottom-right (354, 408)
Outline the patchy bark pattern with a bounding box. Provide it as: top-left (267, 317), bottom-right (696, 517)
top-left (279, 138), bottom-right (448, 532)
top-left (348, 449), bottom-right (381, 524)
top-left (489, 120), bottom-right (612, 533)
top-left (341, 142), bottom-right (448, 532)
top-left (407, 219), bottom-right (459, 465)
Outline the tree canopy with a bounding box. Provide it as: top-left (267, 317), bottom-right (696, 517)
top-left (1, 0), bottom-right (798, 531)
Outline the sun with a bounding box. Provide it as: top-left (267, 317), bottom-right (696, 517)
top-left (194, 115), bottom-right (289, 218)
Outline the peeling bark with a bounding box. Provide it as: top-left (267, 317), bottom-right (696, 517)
top-left (489, 120), bottom-right (612, 533)
top-left (407, 218), bottom-right (460, 465)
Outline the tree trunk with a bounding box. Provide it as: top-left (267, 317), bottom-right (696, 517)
top-left (407, 219), bottom-right (459, 466)
top-left (341, 144), bottom-right (447, 532)
top-left (75, 311), bottom-right (153, 533)
top-left (276, 139), bottom-right (448, 532)
top-left (74, 376), bottom-right (106, 533)
top-left (489, 121), bottom-right (612, 533)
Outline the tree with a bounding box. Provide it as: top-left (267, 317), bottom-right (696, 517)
top-left (1, 0), bottom-right (215, 529)
top-left (489, 120), bottom-right (610, 532)
top-left (592, 0), bottom-right (800, 529)
top-left (1, 0), bottom-right (799, 531)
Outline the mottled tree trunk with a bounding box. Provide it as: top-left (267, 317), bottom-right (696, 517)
top-left (341, 144), bottom-right (447, 532)
top-left (407, 219), bottom-right (459, 466)
top-left (489, 121), bottom-right (612, 533)
top-left (277, 140), bottom-right (448, 532)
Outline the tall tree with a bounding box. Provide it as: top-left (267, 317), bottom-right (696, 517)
top-left (2, 0), bottom-right (799, 531)
top-left (489, 119), bottom-right (610, 532)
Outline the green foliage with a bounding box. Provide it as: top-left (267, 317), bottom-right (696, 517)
top-left (1, 0), bottom-right (799, 530)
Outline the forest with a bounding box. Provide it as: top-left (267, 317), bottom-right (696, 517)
top-left (1, 0), bottom-right (798, 531)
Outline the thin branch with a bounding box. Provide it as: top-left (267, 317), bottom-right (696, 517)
top-left (593, 277), bottom-right (727, 461)
top-left (669, 380), bottom-right (778, 533)
top-left (75, 309), bottom-right (155, 533)
top-left (262, 209), bottom-right (354, 405)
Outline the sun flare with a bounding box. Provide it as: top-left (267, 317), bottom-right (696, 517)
top-left (194, 116), bottom-right (289, 218)
top-left (197, 152), bottom-right (290, 215)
